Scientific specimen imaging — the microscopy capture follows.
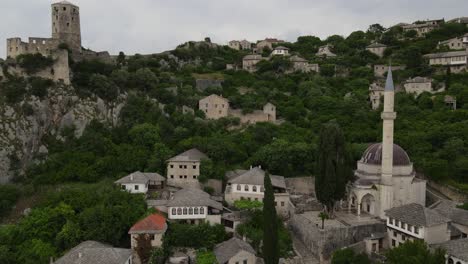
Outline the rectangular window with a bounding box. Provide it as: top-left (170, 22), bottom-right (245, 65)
top-left (193, 165), bottom-right (197, 169)
top-left (392, 239), bottom-right (396, 247)
top-left (393, 231), bottom-right (397, 237)
top-left (281, 202), bottom-right (285, 206)
top-left (170, 175), bottom-right (174, 179)
top-left (179, 165), bottom-right (183, 169)
top-left (135, 185), bottom-right (139, 190)
top-left (170, 165), bottom-right (174, 168)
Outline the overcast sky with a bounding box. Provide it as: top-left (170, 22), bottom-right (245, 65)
top-left (1, 0), bottom-right (467, 59)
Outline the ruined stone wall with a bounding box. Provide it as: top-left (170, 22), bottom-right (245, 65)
top-left (285, 177), bottom-right (315, 195)
top-left (6, 37), bottom-right (59, 58)
top-left (289, 214), bottom-right (386, 263)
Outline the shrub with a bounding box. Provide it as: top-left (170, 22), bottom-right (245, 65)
top-left (16, 54), bottom-right (54, 74)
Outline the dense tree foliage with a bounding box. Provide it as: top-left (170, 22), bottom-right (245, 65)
top-left (0, 185), bottom-right (20, 218)
top-left (163, 222), bottom-right (227, 249)
top-left (385, 240), bottom-right (445, 264)
top-left (262, 172), bottom-right (279, 264)
top-left (331, 248), bottom-right (371, 264)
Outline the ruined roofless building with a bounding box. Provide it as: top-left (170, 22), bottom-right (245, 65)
top-left (7, 1), bottom-right (81, 58)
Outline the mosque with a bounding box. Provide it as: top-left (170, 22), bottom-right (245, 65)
top-left (347, 67), bottom-right (427, 219)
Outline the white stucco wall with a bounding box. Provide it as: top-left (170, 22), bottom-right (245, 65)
top-left (122, 183), bottom-right (147, 194)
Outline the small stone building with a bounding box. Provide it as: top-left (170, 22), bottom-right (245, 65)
top-left (242, 54), bottom-right (263, 73)
top-left (424, 49), bottom-right (468, 73)
top-left (366, 42), bottom-right (387, 57)
top-left (385, 203), bottom-right (451, 248)
top-left (403, 77), bottom-right (433, 96)
top-left (115, 171), bottom-right (166, 194)
top-left (256, 38), bottom-right (284, 51)
top-left (373, 64), bottom-right (405, 77)
top-left (438, 36), bottom-right (467, 50)
top-left (166, 148), bottom-right (208, 189)
top-left (369, 82), bottom-right (384, 110)
top-left (214, 237), bottom-right (257, 264)
top-left (316, 44), bottom-right (337, 58)
top-left (402, 19), bottom-right (444, 37)
top-left (225, 166), bottom-right (291, 217)
top-left (289, 55), bottom-right (319, 73)
top-left (271, 46), bottom-right (290, 56)
top-left (433, 238), bottom-right (468, 264)
top-left (198, 94), bottom-right (230, 119)
top-left (444, 95), bottom-right (457, 110)
top-left (229, 102), bottom-right (276, 124)
top-left (129, 214), bottom-right (167, 264)
top-left (52, 241), bottom-right (132, 264)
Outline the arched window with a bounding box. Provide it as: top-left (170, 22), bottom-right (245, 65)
top-left (194, 207), bottom-right (199, 214)
top-left (200, 207), bottom-right (205, 214)
top-left (183, 208), bottom-right (188, 215)
top-left (253, 186), bottom-right (257, 192)
top-left (189, 208), bottom-right (193, 215)
top-left (177, 208), bottom-right (182, 215)
top-left (448, 258), bottom-right (454, 264)
top-left (172, 208), bottom-right (176, 215)
top-left (237, 185), bottom-right (241, 191)
top-left (244, 185), bottom-right (249, 191)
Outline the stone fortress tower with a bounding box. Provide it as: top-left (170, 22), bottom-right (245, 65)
top-left (51, 1), bottom-right (82, 53)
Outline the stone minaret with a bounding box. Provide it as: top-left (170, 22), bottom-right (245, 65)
top-left (51, 1), bottom-right (81, 53)
top-left (379, 66), bottom-right (396, 218)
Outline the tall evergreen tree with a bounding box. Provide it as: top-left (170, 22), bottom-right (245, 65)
top-left (262, 171), bottom-right (279, 264)
top-left (315, 121), bottom-right (350, 215)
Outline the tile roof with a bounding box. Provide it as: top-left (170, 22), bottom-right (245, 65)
top-left (129, 214), bottom-right (167, 234)
top-left (405, 76), bottom-right (432, 83)
top-left (429, 200), bottom-right (468, 226)
top-left (289, 55), bottom-right (307, 62)
top-left (433, 238), bottom-right (468, 261)
top-left (214, 238), bottom-right (256, 264)
top-left (424, 50), bottom-right (468, 59)
top-left (115, 171), bottom-right (165, 185)
top-left (167, 188), bottom-right (223, 210)
top-left (385, 203), bottom-right (450, 227)
top-left (243, 54), bottom-right (263, 60)
top-left (274, 46), bottom-right (289, 50)
top-left (227, 167), bottom-right (286, 189)
top-left (54, 241), bottom-right (131, 264)
top-left (167, 148), bottom-right (208, 162)
top-left (385, 66), bottom-right (395, 91)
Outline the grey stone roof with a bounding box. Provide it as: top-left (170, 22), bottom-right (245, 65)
top-left (429, 200), bottom-right (468, 226)
top-left (385, 203), bottom-right (450, 227)
top-left (227, 167), bottom-right (287, 189)
top-left (115, 171), bottom-right (165, 185)
top-left (289, 55), bottom-right (307, 62)
top-left (167, 148), bottom-right (208, 162)
top-left (405, 76), bottom-right (432, 83)
top-left (367, 42), bottom-right (387, 48)
top-left (214, 238), bottom-right (256, 264)
top-left (385, 66), bottom-right (394, 91)
top-left (274, 46), bottom-right (289, 50)
top-left (54, 241), bottom-right (131, 264)
top-left (433, 238), bottom-right (468, 261)
top-left (424, 50), bottom-right (468, 59)
top-left (444, 95), bottom-right (456, 102)
top-left (167, 188), bottom-right (223, 210)
top-left (243, 54), bottom-right (263, 60)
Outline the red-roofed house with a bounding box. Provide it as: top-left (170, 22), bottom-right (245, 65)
top-left (129, 214), bottom-right (167, 250)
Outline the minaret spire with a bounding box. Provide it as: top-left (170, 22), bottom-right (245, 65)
top-left (381, 66), bottom-right (396, 185)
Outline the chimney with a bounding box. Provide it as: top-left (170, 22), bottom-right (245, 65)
top-left (259, 165), bottom-right (262, 169)
top-left (130, 174), bottom-right (134, 181)
top-left (243, 235), bottom-right (247, 241)
top-left (250, 165), bottom-right (252, 169)
top-left (78, 252), bottom-right (82, 259)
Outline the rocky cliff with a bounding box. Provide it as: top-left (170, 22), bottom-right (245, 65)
top-left (0, 84), bottom-right (126, 183)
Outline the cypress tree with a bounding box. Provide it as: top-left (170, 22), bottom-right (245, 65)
top-left (315, 121), bottom-right (350, 215)
top-left (262, 171), bottom-right (279, 264)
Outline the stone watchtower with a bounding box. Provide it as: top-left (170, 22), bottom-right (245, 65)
top-left (51, 1), bottom-right (81, 53)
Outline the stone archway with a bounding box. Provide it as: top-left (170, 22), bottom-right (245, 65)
top-left (361, 193), bottom-right (376, 216)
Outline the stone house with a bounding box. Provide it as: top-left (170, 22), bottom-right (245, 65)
top-left (374, 64), bottom-right (405, 77)
top-left (198, 94), bottom-right (230, 119)
top-left (256, 38), bottom-right (284, 51)
top-left (115, 171), bottom-right (166, 194)
top-left (366, 42), bottom-right (387, 57)
top-left (224, 166), bottom-right (291, 217)
top-left (167, 188), bottom-right (223, 225)
top-left (166, 148), bottom-right (208, 189)
top-left (433, 238), bottom-right (468, 264)
top-left (229, 40), bottom-right (252, 50)
top-left (369, 82), bottom-right (385, 110)
top-left (229, 102), bottom-right (277, 124)
top-left (289, 55), bottom-right (319, 73)
top-left (385, 203), bottom-right (451, 248)
top-left (52, 240), bottom-right (132, 264)
top-left (129, 214), bottom-right (167, 263)
top-left (316, 44), bottom-right (337, 58)
top-left (424, 49), bottom-right (468, 73)
top-left (214, 237), bottom-right (257, 264)
top-left (402, 19), bottom-right (444, 37)
top-left (271, 46), bottom-right (290, 56)
top-left (403, 77), bottom-right (433, 96)
top-left (438, 36), bottom-right (467, 50)
top-left (242, 54), bottom-right (263, 73)
top-left (430, 200), bottom-right (468, 238)
top-left (444, 95), bottom-right (457, 110)
top-left (229, 40), bottom-right (241, 50)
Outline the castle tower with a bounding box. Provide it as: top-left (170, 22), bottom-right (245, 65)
top-left (379, 66), bottom-right (397, 218)
top-left (51, 1), bottom-right (81, 53)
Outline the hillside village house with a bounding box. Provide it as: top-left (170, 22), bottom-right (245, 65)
top-left (214, 237), bottom-right (257, 264)
top-left (199, 94), bottom-right (230, 119)
top-left (256, 38), bottom-right (284, 51)
top-left (385, 203), bottom-right (451, 248)
top-left (433, 238), bottom-right (468, 264)
top-left (403, 77), bottom-right (433, 96)
top-left (242, 54), bottom-right (263, 73)
top-left (129, 214), bottom-right (167, 263)
top-left (52, 241), bottom-right (132, 264)
top-left (369, 82), bottom-right (384, 110)
top-left (115, 171), bottom-right (166, 194)
top-left (229, 102), bottom-right (277, 124)
top-left (167, 188), bottom-right (223, 225)
top-left (366, 42), bottom-right (387, 57)
top-left (316, 44), bottom-right (337, 57)
top-left (402, 19), bottom-right (444, 37)
top-left (424, 49), bottom-right (468, 73)
top-left (229, 40), bottom-right (252, 50)
top-left (444, 95), bottom-right (458, 110)
top-left (438, 35), bottom-right (468, 50)
top-left (448, 17), bottom-right (468, 25)
top-left (430, 200), bottom-right (468, 239)
top-left (225, 166), bottom-right (291, 217)
top-left (166, 148), bottom-right (208, 189)
top-left (374, 64), bottom-right (405, 77)
top-left (289, 55), bottom-right (319, 73)
top-left (271, 46), bottom-right (290, 56)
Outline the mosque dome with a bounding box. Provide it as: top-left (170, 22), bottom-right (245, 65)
top-left (361, 143), bottom-right (411, 166)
